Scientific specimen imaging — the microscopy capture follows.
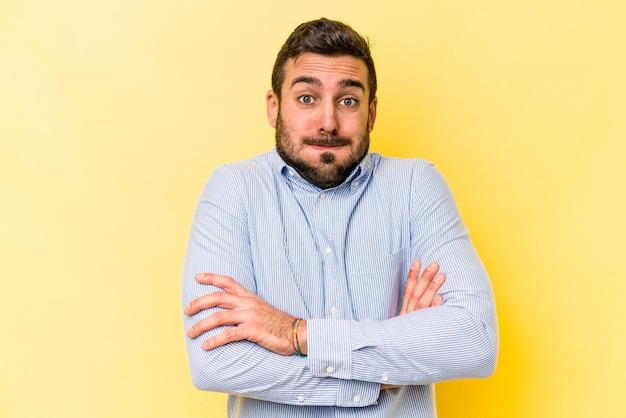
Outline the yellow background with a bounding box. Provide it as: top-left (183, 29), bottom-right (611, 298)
top-left (1, 1), bottom-right (625, 417)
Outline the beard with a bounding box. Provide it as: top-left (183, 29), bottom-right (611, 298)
top-left (275, 114), bottom-right (370, 189)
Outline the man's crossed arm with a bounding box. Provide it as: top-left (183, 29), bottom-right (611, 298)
top-left (185, 260), bottom-right (445, 357)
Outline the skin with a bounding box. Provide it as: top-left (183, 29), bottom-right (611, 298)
top-left (185, 54), bottom-right (446, 372)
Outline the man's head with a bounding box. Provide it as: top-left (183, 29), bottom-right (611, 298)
top-left (267, 18), bottom-right (378, 189)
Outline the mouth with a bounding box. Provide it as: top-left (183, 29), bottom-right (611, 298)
top-left (309, 144), bottom-right (344, 151)
top-left (303, 136), bottom-right (351, 149)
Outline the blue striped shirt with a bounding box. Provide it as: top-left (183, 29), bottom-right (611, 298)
top-left (182, 149), bottom-right (498, 417)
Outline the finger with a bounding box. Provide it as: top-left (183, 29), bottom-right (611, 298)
top-left (202, 326), bottom-right (248, 350)
top-left (194, 273), bottom-right (252, 296)
top-left (432, 294), bottom-right (444, 307)
top-left (400, 261), bottom-right (421, 315)
top-left (416, 273), bottom-right (446, 309)
top-left (186, 309), bottom-right (246, 339)
top-left (405, 262), bottom-right (439, 312)
top-left (184, 292), bottom-right (250, 316)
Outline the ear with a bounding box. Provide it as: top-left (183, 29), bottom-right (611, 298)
top-left (368, 97), bottom-right (378, 131)
top-left (266, 90), bottom-right (279, 128)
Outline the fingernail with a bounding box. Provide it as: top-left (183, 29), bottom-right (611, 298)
top-left (428, 262), bottom-right (438, 270)
top-left (434, 273), bottom-right (444, 283)
top-left (187, 326), bottom-right (194, 337)
top-left (410, 260), bottom-right (420, 270)
top-left (194, 273), bottom-right (204, 279)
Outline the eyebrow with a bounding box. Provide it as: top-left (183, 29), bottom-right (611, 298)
top-left (291, 76), bottom-right (365, 92)
top-left (340, 79), bottom-right (365, 91)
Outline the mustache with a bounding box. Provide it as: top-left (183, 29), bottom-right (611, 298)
top-left (302, 135), bottom-right (352, 147)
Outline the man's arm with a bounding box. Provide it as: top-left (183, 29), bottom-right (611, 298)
top-left (305, 163), bottom-right (497, 385)
top-left (185, 259), bottom-right (445, 354)
top-left (182, 165), bottom-right (388, 407)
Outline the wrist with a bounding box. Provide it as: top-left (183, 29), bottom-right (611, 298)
top-left (291, 318), bottom-right (307, 357)
top-left (298, 319), bottom-right (307, 355)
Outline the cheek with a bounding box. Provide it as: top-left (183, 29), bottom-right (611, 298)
top-left (283, 116), bottom-right (317, 138)
top-left (342, 114), bottom-right (370, 135)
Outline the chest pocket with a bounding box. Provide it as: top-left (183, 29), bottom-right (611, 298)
top-left (345, 246), bottom-right (407, 320)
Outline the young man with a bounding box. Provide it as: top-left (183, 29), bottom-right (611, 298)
top-left (182, 18), bottom-right (498, 417)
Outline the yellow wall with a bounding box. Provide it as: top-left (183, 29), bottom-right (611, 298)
top-left (1, 1), bottom-right (624, 417)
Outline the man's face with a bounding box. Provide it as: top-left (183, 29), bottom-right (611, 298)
top-left (266, 53), bottom-right (377, 189)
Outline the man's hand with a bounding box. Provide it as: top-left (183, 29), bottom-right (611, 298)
top-left (399, 260), bottom-right (445, 315)
top-left (185, 273), bottom-right (296, 355)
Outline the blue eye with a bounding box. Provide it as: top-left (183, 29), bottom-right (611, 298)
top-left (341, 98), bottom-right (357, 107)
top-left (298, 95), bottom-right (313, 104)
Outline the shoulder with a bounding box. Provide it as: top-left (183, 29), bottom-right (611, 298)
top-left (373, 155), bottom-right (437, 185)
top-left (206, 152), bottom-right (274, 186)
top-left (199, 152), bottom-right (277, 205)
top-left (376, 155), bottom-right (433, 171)
top-left (372, 155), bottom-right (454, 204)
top-left (211, 152), bottom-right (274, 179)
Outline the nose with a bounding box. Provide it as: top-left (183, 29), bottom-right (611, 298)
top-left (318, 102), bottom-right (338, 135)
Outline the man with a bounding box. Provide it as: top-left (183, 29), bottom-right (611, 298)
top-left (182, 18), bottom-right (498, 417)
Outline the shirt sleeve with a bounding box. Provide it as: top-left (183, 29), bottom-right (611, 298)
top-left (181, 164), bottom-right (381, 407)
top-left (306, 163), bottom-right (498, 385)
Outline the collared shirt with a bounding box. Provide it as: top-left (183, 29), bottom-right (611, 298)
top-left (182, 150), bottom-right (498, 418)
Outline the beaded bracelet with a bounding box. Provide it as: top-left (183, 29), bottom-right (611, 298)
top-left (291, 317), bottom-right (306, 357)
top-left (291, 318), bottom-right (299, 354)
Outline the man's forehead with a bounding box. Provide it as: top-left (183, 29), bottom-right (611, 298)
top-left (284, 53), bottom-right (369, 88)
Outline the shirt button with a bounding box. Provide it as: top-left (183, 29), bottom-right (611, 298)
top-left (326, 366), bottom-right (335, 374)
top-left (353, 180), bottom-right (360, 187)
top-left (320, 192), bottom-right (327, 199)
top-left (330, 307), bottom-right (338, 316)
top-left (297, 395), bottom-right (305, 402)
top-left (324, 246), bottom-right (332, 255)
top-left (382, 374), bottom-right (390, 382)
top-left (289, 170), bottom-right (295, 177)
top-left (353, 395), bottom-right (361, 403)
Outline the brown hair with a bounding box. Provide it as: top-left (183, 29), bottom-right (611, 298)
top-left (271, 18), bottom-right (377, 104)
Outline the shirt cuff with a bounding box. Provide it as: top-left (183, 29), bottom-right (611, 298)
top-left (307, 319), bottom-right (352, 379)
top-left (307, 319), bottom-right (380, 407)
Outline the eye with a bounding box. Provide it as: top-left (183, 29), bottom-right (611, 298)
top-left (340, 97), bottom-right (357, 107)
top-left (298, 95), bottom-right (314, 104)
